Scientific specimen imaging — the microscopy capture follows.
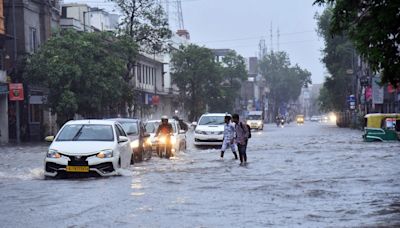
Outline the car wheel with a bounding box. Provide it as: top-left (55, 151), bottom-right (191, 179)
top-left (130, 153), bottom-right (135, 165)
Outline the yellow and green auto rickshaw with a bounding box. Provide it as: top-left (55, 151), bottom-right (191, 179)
top-left (363, 113), bottom-right (400, 142)
top-left (296, 115), bottom-right (304, 124)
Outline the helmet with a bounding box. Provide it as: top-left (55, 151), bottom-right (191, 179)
top-left (161, 115), bottom-right (168, 121)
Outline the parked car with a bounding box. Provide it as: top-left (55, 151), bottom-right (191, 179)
top-left (108, 118), bottom-right (152, 163)
top-left (145, 119), bottom-right (187, 154)
top-left (44, 120), bottom-right (132, 178)
top-left (193, 113), bottom-right (227, 146)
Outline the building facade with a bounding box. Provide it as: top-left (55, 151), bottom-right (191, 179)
top-left (60, 4), bottom-right (119, 32)
top-left (4, 0), bottom-right (60, 142)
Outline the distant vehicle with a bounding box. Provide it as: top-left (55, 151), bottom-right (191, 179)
top-left (310, 115), bottom-right (321, 122)
top-left (363, 113), bottom-right (400, 142)
top-left (296, 115), bottom-right (304, 124)
top-left (247, 111), bottom-right (264, 130)
top-left (276, 116), bottom-right (285, 127)
top-left (44, 120), bottom-right (132, 178)
top-left (321, 115), bottom-right (329, 123)
top-left (145, 119), bottom-right (187, 154)
top-left (108, 118), bottom-right (152, 163)
top-left (193, 113), bottom-right (227, 146)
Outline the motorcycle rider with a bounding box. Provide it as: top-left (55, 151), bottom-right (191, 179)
top-left (155, 116), bottom-right (174, 157)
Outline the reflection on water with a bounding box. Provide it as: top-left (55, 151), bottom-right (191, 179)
top-left (0, 123), bottom-right (399, 227)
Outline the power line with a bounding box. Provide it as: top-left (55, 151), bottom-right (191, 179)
top-left (217, 39), bottom-right (320, 49)
top-left (197, 30), bottom-right (315, 44)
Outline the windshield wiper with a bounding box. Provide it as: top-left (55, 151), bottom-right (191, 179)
top-left (72, 125), bottom-right (85, 141)
top-left (201, 121), bottom-right (216, 125)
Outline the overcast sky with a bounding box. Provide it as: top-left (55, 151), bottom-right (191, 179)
top-left (64, 0), bottom-right (326, 84)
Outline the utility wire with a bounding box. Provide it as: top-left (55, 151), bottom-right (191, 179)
top-left (197, 30), bottom-right (315, 44)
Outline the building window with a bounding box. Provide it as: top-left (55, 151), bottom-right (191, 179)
top-left (137, 64), bottom-right (141, 83)
top-left (29, 27), bottom-right (37, 52)
top-left (29, 104), bottom-right (42, 123)
top-left (142, 65), bottom-right (145, 84)
top-left (153, 68), bottom-right (156, 85)
top-left (61, 6), bottom-right (67, 18)
top-left (146, 67), bottom-right (150, 84)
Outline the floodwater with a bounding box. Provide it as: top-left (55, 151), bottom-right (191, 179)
top-left (0, 122), bottom-right (399, 227)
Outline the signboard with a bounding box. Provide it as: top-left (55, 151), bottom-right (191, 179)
top-left (372, 77), bottom-right (383, 105)
top-left (144, 94), bottom-right (160, 105)
top-left (152, 95), bottom-right (160, 105)
top-left (9, 83), bottom-right (24, 101)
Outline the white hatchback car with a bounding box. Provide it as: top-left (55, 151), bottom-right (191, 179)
top-left (193, 113), bottom-right (227, 146)
top-left (44, 120), bottom-right (132, 178)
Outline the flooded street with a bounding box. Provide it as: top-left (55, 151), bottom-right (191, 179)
top-left (1, 122), bottom-right (400, 227)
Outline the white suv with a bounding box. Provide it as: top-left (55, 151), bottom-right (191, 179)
top-left (193, 113), bottom-right (228, 146)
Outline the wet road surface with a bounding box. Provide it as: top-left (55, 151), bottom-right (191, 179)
top-left (0, 122), bottom-right (399, 227)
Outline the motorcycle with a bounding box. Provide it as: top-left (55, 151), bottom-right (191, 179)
top-left (155, 133), bottom-right (174, 158)
top-left (276, 118), bottom-right (285, 127)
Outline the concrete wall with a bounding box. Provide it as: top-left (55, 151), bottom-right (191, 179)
top-left (90, 11), bottom-right (109, 31)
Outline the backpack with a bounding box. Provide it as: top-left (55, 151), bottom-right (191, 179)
top-left (240, 122), bottom-right (251, 139)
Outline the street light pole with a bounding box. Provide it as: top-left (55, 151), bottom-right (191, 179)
top-left (12, 0), bottom-right (20, 144)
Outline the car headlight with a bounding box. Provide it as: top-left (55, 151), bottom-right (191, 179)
top-left (145, 138), bottom-right (152, 146)
top-left (195, 130), bottom-right (203, 134)
top-left (130, 139), bottom-right (139, 149)
top-left (47, 149), bottom-right (61, 158)
top-left (171, 136), bottom-right (176, 145)
top-left (97, 149), bottom-right (113, 159)
top-left (159, 136), bottom-right (166, 144)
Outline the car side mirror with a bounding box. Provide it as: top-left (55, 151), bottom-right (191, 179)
top-left (192, 122), bottom-right (197, 126)
top-left (118, 136), bottom-right (129, 143)
top-left (179, 130), bottom-right (186, 134)
top-left (45, 136), bottom-right (54, 142)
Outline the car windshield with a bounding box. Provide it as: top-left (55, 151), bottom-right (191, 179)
top-left (120, 122), bottom-right (139, 135)
top-left (198, 116), bottom-right (225, 125)
top-left (56, 124), bottom-right (114, 141)
top-left (145, 121), bottom-right (177, 133)
top-left (247, 115), bottom-right (261, 120)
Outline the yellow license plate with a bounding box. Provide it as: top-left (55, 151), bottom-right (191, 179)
top-left (66, 166), bottom-right (89, 172)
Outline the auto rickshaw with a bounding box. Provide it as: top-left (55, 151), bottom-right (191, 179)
top-left (363, 113), bottom-right (400, 142)
top-left (296, 115), bottom-right (304, 124)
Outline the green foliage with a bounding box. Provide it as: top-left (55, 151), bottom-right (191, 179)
top-left (171, 45), bottom-right (247, 121)
top-left (171, 44), bottom-right (221, 121)
top-left (24, 30), bottom-right (131, 125)
top-left (112, 0), bottom-right (172, 54)
top-left (316, 8), bottom-right (353, 112)
top-left (314, 0), bottom-right (400, 86)
top-left (259, 51), bottom-right (312, 116)
top-left (208, 50), bottom-right (247, 113)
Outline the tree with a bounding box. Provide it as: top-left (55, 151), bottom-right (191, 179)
top-left (112, 0), bottom-right (172, 54)
top-left (314, 0), bottom-right (400, 86)
top-left (110, 0), bottom-right (172, 115)
top-left (24, 30), bottom-right (128, 126)
top-left (259, 51), bottom-right (312, 117)
top-left (316, 7), bottom-right (354, 112)
top-left (208, 50), bottom-right (247, 112)
top-left (170, 44), bottom-right (221, 121)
